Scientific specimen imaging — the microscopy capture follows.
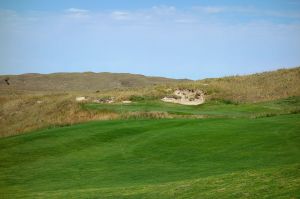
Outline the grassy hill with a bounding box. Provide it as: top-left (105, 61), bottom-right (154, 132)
top-left (177, 67), bottom-right (300, 103)
top-left (0, 114), bottom-right (299, 198)
top-left (1, 67), bottom-right (299, 137)
top-left (0, 72), bottom-right (189, 92)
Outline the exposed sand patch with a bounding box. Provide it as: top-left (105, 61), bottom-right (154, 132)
top-left (76, 96), bottom-right (87, 102)
top-left (93, 98), bottom-right (114, 104)
top-left (162, 89), bottom-right (205, 105)
top-left (122, 100), bottom-right (132, 104)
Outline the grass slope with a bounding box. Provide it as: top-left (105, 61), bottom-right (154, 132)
top-left (0, 72), bottom-right (188, 92)
top-left (192, 67), bottom-right (300, 102)
top-left (1, 114), bottom-right (299, 198)
top-left (84, 96), bottom-right (300, 118)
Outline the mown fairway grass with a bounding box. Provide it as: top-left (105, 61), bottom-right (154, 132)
top-left (0, 113), bottom-right (300, 198)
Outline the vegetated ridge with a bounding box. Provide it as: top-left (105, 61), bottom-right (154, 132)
top-left (187, 66), bottom-right (300, 102)
top-left (0, 72), bottom-right (190, 92)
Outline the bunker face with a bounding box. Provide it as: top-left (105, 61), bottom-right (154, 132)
top-left (122, 100), bottom-right (132, 104)
top-left (162, 89), bottom-right (205, 105)
top-left (76, 96), bottom-right (87, 102)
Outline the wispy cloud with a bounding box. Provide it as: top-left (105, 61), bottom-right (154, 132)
top-left (151, 5), bottom-right (176, 15)
top-left (0, 9), bottom-right (17, 17)
top-left (109, 6), bottom-right (181, 23)
top-left (111, 11), bottom-right (131, 20)
top-left (288, 0), bottom-right (300, 5)
top-left (192, 5), bottom-right (300, 19)
top-left (193, 6), bottom-right (226, 14)
top-left (1, 5), bottom-right (300, 29)
top-left (65, 8), bottom-right (90, 18)
top-left (65, 8), bottom-right (89, 14)
top-left (263, 10), bottom-right (300, 18)
top-left (174, 18), bottom-right (195, 24)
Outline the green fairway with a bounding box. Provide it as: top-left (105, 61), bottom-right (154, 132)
top-left (84, 96), bottom-right (300, 118)
top-left (1, 114), bottom-right (300, 198)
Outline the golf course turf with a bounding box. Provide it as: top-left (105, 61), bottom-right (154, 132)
top-left (1, 113), bottom-right (299, 198)
top-left (84, 96), bottom-right (300, 118)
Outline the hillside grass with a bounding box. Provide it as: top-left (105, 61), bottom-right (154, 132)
top-left (0, 114), bottom-right (299, 198)
top-left (0, 93), bottom-right (118, 137)
top-left (80, 67), bottom-right (300, 103)
top-left (182, 67), bottom-right (300, 103)
top-left (1, 67), bottom-right (299, 137)
top-left (0, 72), bottom-right (187, 92)
top-left (84, 96), bottom-right (300, 118)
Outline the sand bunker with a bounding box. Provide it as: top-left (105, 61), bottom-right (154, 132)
top-left (76, 96), bottom-right (87, 102)
top-left (93, 98), bottom-right (114, 104)
top-left (122, 100), bottom-right (132, 104)
top-left (161, 89), bottom-right (205, 105)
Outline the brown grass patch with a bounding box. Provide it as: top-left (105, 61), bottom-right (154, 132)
top-left (0, 93), bottom-right (118, 137)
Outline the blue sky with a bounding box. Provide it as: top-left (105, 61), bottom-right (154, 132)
top-left (0, 0), bottom-right (300, 79)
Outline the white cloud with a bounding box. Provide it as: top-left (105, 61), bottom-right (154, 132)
top-left (192, 5), bottom-right (300, 19)
top-left (174, 19), bottom-right (195, 24)
top-left (66, 8), bottom-right (89, 13)
top-left (65, 8), bottom-right (90, 18)
top-left (0, 9), bottom-right (17, 17)
top-left (194, 6), bottom-right (226, 14)
top-left (192, 6), bottom-right (255, 15)
top-left (263, 10), bottom-right (300, 18)
top-left (151, 5), bottom-right (176, 15)
top-left (288, 0), bottom-right (300, 5)
top-left (111, 11), bottom-right (131, 20)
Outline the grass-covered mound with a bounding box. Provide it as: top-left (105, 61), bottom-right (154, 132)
top-left (1, 114), bottom-right (299, 198)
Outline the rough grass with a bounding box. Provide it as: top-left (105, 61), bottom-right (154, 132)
top-left (180, 67), bottom-right (300, 103)
top-left (0, 114), bottom-right (299, 198)
top-left (0, 93), bottom-right (118, 137)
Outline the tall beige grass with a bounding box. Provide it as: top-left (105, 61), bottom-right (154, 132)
top-left (0, 93), bottom-right (118, 137)
top-left (175, 67), bottom-right (300, 103)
